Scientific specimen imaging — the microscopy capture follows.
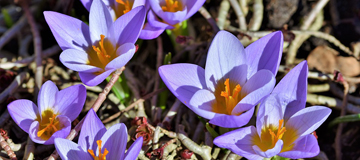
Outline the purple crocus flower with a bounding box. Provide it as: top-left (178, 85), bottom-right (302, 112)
top-left (139, 0), bottom-right (206, 40)
top-left (80, 0), bottom-right (148, 21)
top-left (44, 0), bottom-right (145, 86)
top-left (54, 109), bottom-right (143, 160)
top-left (7, 81), bottom-right (86, 144)
top-left (159, 30), bottom-right (283, 128)
top-left (214, 61), bottom-right (332, 159)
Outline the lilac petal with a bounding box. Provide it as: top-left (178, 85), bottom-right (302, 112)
top-left (124, 136), bottom-right (143, 160)
top-left (184, 0), bottom-right (206, 19)
top-left (105, 43), bottom-right (135, 70)
top-left (147, 10), bottom-right (174, 30)
top-left (29, 121), bottom-right (45, 144)
top-left (279, 134), bottom-right (320, 159)
top-left (149, 0), bottom-right (187, 25)
top-left (232, 70), bottom-right (275, 115)
top-left (133, 0), bottom-right (147, 8)
top-left (209, 106), bottom-right (255, 128)
top-left (43, 11), bottom-right (91, 51)
top-left (245, 31), bottom-right (283, 79)
top-left (252, 140), bottom-right (283, 158)
top-left (205, 31), bottom-right (246, 91)
top-left (214, 126), bottom-right (263, 160)
top-left (188, 89), bottom-right (216, 120)
top-left (55, 138), bottom-right (92, 160)
top-left (159, 63), bottom-right (207, 109)
top-left (110, 6), bottom-right (146, 45)
top-left (273, 61), bottom-right (308, 120)
top-left (100, 123), bottom-right (128, 159)
top-left (54, 84), bottom-right (86, 121)
top-left (80, 0), bottom-right (92, 11)
top-left (285, 106), bottom-right (331, 137)
top-left (79, 69), bottom-right (115, 86)
top-left (79, 109), bottom-right (106, 151)
top-left (7, 100), bottom-right (38, 133)
top-left (256, 95), bottom-right (284, 136)
top-left (89, 0), bottom-right (113, 42)
top-left (38, 81), bottom-right (58, 114)
top-left (43, 115), bottom-right (72, 145)
top-left (139, 23), bottom-right (166, 40)
top-left (59, 49), bottom-right (102, 73)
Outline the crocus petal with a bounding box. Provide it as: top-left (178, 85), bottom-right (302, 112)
top-left (79, 69), bottom-right (115, 86)
top-left (279, 134), bottom-right (320, 159)
top-left (7, 100), bottom-right (38, 133)
top-left (110, 6), bottom-right (146, 45)
top-left (184, 0), bottom-right (206, 19)
top-left (79, 109), bottom-right (106, 152)
top-left (214, 126), bottom-right (263, 160)
top-left (124, 137), bottom-right (143, 160)
top-left (188, 89), bottom-right (216, 119)
top-left (245, 31), bottom-right (283, 79)
top-left (100, 123), bottom-right (128, 159)
top-left (43, 11), bottom-right (91, 51)
top-left (139, 23), bottom-right (166, 40)
top-left (105, 43), bottom-right (135, 70)
top-left (89, 0), bottom-right (113, 42)
top-left (205, 31), bottom-right (246, 91)
top-left (256, 95), bottom-right (283, 136)
top-left (252, 140), bottom-right (283, 158)
top-left (59, 49), bottom-right (102, 73)
top-left (272, 61), bottom-right (308, 120)
top-left (159, 63), bottom-right (206, 109)
top-left (147, 10), bottom-right (174, 30)
top-left (209, 107), bottom-right (255, 128)
top-left (285, 106), bottom-right (331, 137)
top-left (43, 115), bottom-right (72, 145)
top-left (80, 0), bottom-right (92, 11)
top-left (149, 0), bottom-right (187, 25)
top-left (38, 81), bottom-right (58, 114)
top-left (54, 84), bottom-right (86, 121)
top-left (133, 0), bottom-right (147, 9)
top-left (55, 138), bottom-right (92, 160)
top-left (232, 69), bottom-right (275, 115)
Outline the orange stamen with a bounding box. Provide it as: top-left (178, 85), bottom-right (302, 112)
top-left (37, 114), bottom-right (58, 137)
top-left (88, 140), bottom-right (109, 160)
top-left (220, 78), bottom-right (242, 114)
top-left (161, 0), bottom-right (182, 12)
top-left (116, 0), bottom-right (132, 14)
top-left (92, 35), bottom-right (110, 66)
top-left (268, 119), bottom-right (286, 147)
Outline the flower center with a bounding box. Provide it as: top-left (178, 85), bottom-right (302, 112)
top-left (88, 140), bottom-right (109, 160)
top-left (88, 35), bottom-right (115, 70)
top-left (268, 119), bottom-right (286, 147)
top-left (212, 78), bottom-right (242, 115)
top-left (36, 110), bottom-right (62, 140)
top-left (115, 0), bottom-right (133, 18)
top-left (161, 0), bottom-right (183, 12)
top-left (220, 78), bottom-right (241, 114)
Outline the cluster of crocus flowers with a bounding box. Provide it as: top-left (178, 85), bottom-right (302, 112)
top-left (54, 109), bottom-right (143, 160)
top-left (7, 81), bottom-right (86, 144)
top-left (139, 0), bottom-right (206, 39)
top-left (159, 30), bottom-right (283, 128)
top-left (44, 0), bottom-right (146, 86)
top-left (214, 61), bottom-right (332, 159)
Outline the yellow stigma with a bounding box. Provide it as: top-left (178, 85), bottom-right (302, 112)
top-left (219, 78), bottom-right (242, 114)
top-left (88, 140), bottom-right (109, 160)
top-left (161, 0), bottom-right (183, 12)
top-left (268, 119), bottom-right (286, 147)
top-left (116, 0), bottom-right (132, 15)
top-left (36, 110), bottom-right (62, 140)
top-left (92, 35), bottom-right (110, 66)
top-left (88, 34), bottom-right (115, 70)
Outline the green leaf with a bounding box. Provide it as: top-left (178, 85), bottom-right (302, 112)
top-left (271, 155), bottom-right (290, 160)
top-left (328, 114), bottom-right (360, 128)
top-left (206, 122), bottom-right (219, 138)
top-left (1, 9), bottom-right (13, 28)
top-left (106, 75), bottom-right (129, 104)
top-left (158, 52), bottom-right (172, 110)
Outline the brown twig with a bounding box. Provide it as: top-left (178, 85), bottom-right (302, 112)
top-left (228, 0), bottom-right (247, 30)
top-left (19, 0), bottom-right (43, 91)
top-left (0, 134), bottom-right (16, 160)
top-left (151, 37), bottom-right (163, 118)
top-left (0, 72), bottom-right (29, 104)
top-left (102, 88), bottom-right (166, 124)
top-left (334, 73), bottom-right (349, 160)
top-left (0, 16), bottom-right (27, 50)
top-left (198, 7), bottom-right (220, 33)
